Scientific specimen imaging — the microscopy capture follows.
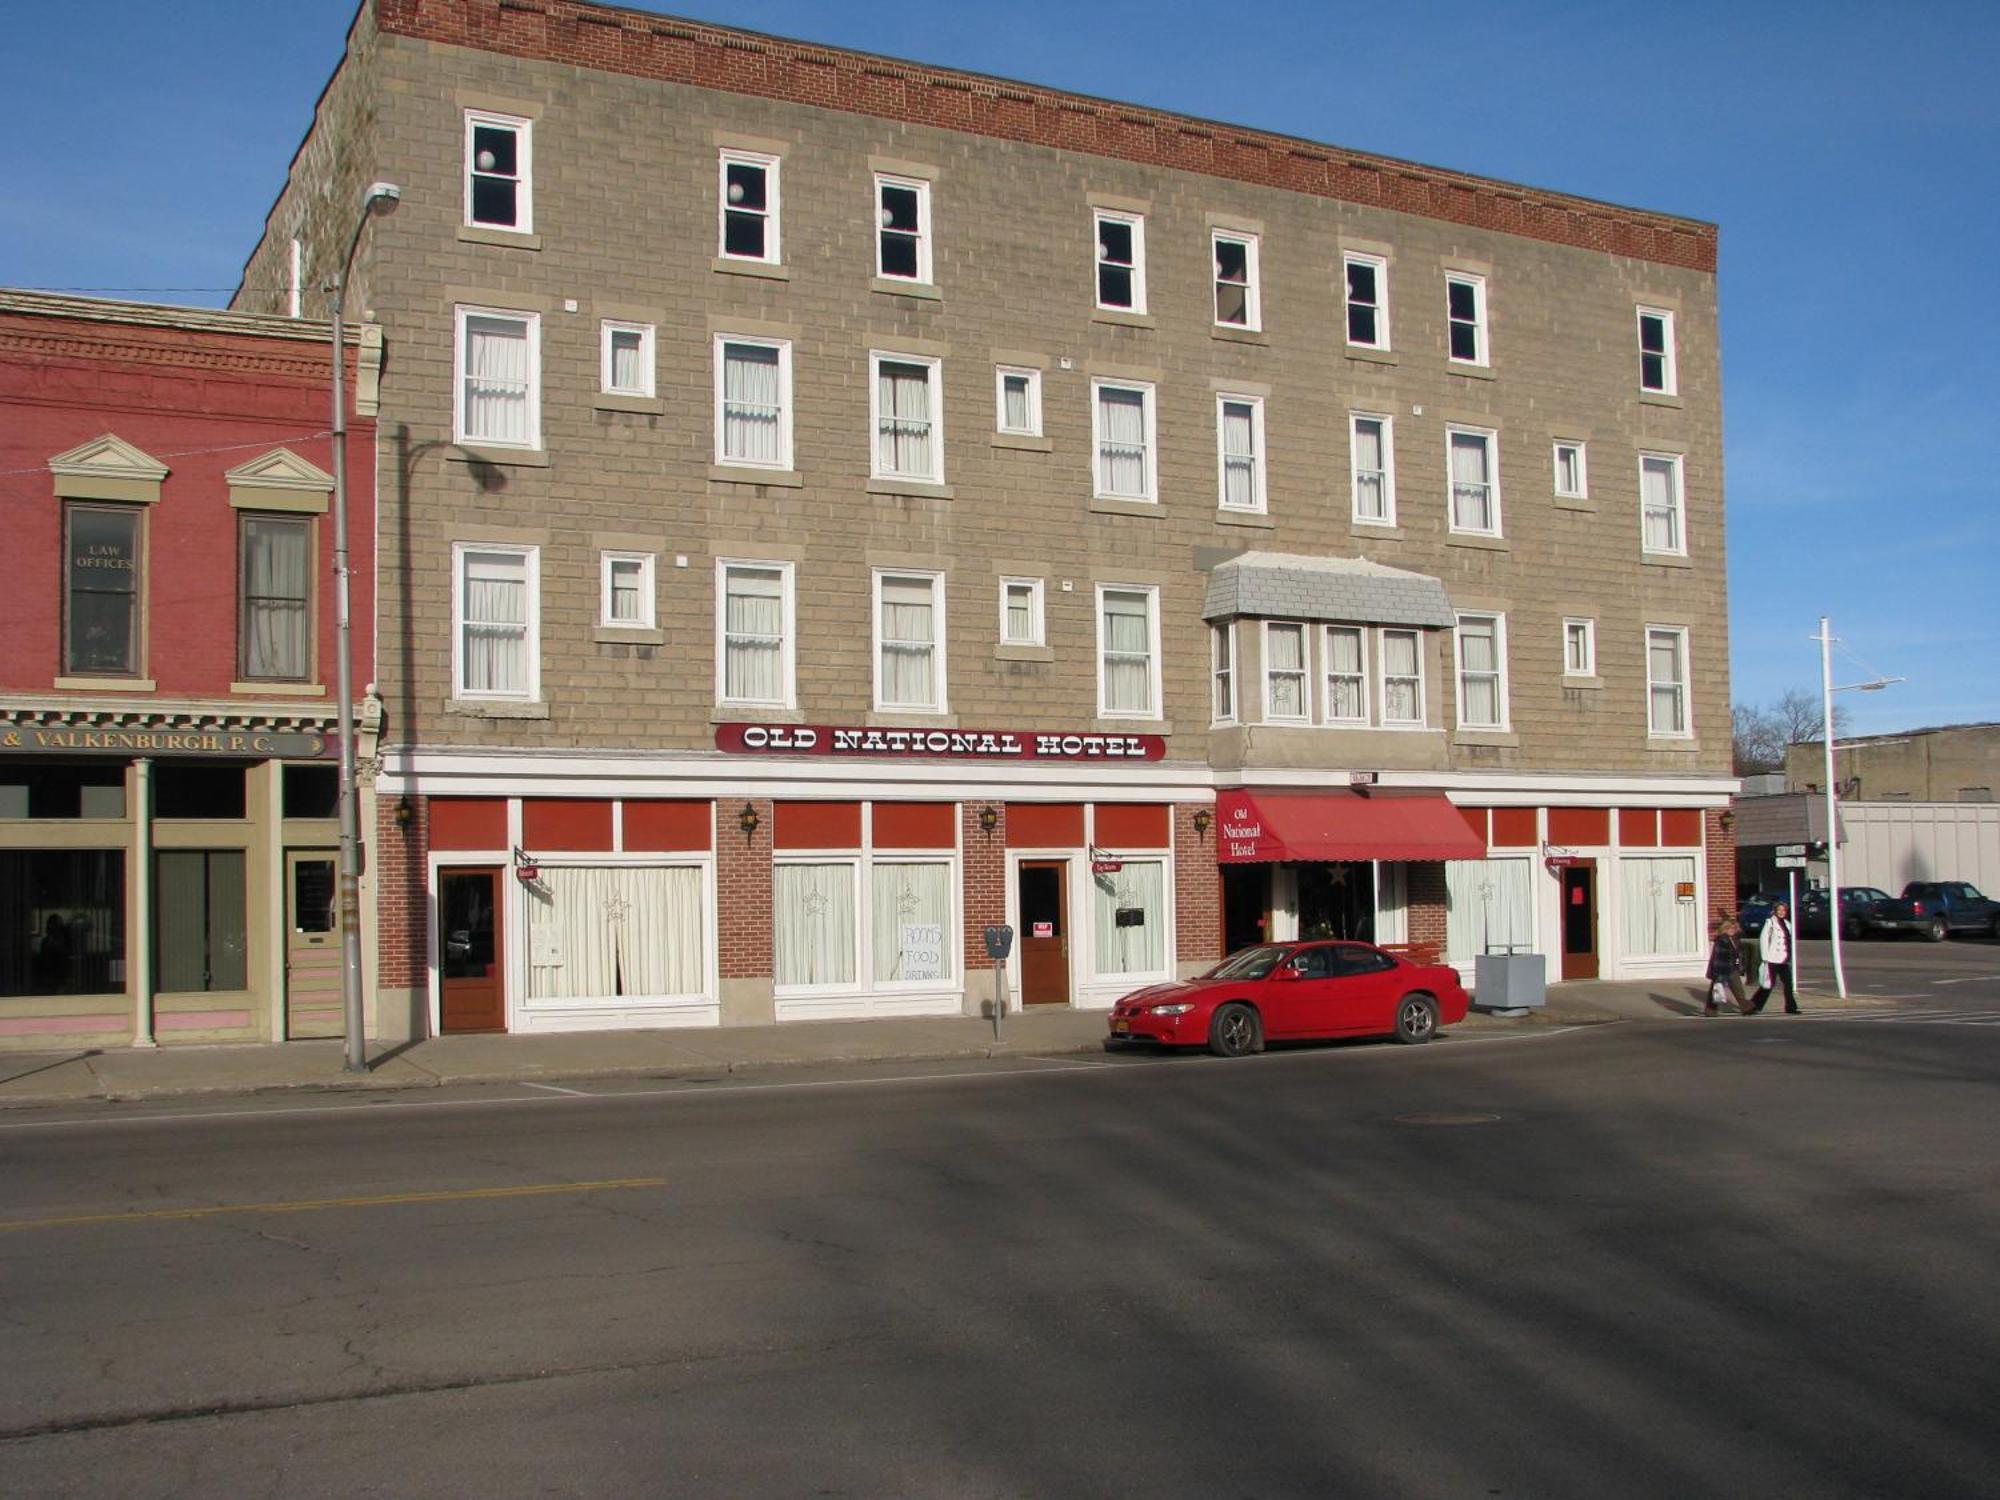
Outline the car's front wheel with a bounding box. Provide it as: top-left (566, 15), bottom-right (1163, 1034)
top-left (1207, 1002), bottom-right (1262, 1058)
top-left (1394, 993), bottom-right (1440, 1044)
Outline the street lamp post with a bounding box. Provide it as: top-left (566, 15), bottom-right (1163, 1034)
top-left (331, 182), bottom-right (401, 1073)
top-left (1816, 615), bottom-right (1901, 1002)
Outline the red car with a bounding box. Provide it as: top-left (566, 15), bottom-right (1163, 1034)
top-left (1106, 940), bottom-right (1470, 1057)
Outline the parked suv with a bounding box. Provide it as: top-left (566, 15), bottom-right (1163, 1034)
top-left (1799, 886), bottom-right (1893, 940)
top-left (1871, 882), bottom-right (2000, 941)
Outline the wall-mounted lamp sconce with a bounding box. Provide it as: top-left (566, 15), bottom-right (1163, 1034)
top-left (1191, 807), bottom-right (1213, 838)
top-left (978, 805), bottom-right (1000, 836)
top-left (738, 802), bottom-right (762, 843)
top-left (1718, 809), bottom-right (1736, 834)
top-left (394, 796), bottom-right (414, 832)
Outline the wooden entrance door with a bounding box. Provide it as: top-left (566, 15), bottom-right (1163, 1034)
top-left (439, 867), bottom-right (506, 1033)
top-left (284, 850), bottom-right (343, 1039)
top-left (1561, 862), bottom-right (1599, 980)
top-left (1018, 860), bottom-right (1070, 1006)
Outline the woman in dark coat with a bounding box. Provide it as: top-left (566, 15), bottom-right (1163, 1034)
top-left (1704, 916), bottom-right (1749, 1015)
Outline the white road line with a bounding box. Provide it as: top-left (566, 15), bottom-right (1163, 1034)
top-left (1931, 976), bottom-right (1996, 987)
top-left (517, 1081), bottom-right (591, 1096)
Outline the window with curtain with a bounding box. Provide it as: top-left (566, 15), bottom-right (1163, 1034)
top-left (1100, 588), bottom-right (1155, 716)
top-left (1218, 397), bottom-right (1261, 510)
top-left (871, 861), bottom-right (953, 984)
top-left (1449, 429), bottom-right (1497, 533)
top-left (1565, 619), bottom-right (1596, 677)
top-left (154, 849), bottom-right (246, 993)
top-left (1325, 626), bottom-right (1366, 721)
top-left (1095, 384), bottom-right (1152, 500)
top-left (722, 564), bottom-right (787, 704)
top-left (1621, 855), bottom-right (1699, 957)
top-left (1352, 414), bottom-right (1391, 522)
top-left (1381, 628), bottom-right (1423, 724)
top-left (1641, 454), bottom-right (1684, 553)
top-left (1445, 857), bottom-right (1534, 962)
top-left (877, 573), bottom-right (940, 709)
top-left (457, 547), bottom-right (532, 698)
top-left (1092, 860), bottom-right (1167, 977)
top-left (63, 502), bottom-right (141, 676)
top-left (240, 515), bottom-right (311, 681)
top-left (602, 322), bottom-right (651, 396)
top-left (997, 368), bottom-right (1040, 435)
top-left (601, 553), bottom-right (652, 628)
top-left (1002, 579), bottom-right (1040, 645)
top-left (775, 862), bottom-right (858, 988)
top-left (1455, 615), bottom-right (1505, 728)
top-left (459, 310), bottom-right (536, 446)
top-left (1266, 622), bottom-right (1307, 720)
top-left (874, 358), bottom-right (938, 480)
top-left (1212, 623), bottom-right (1234, 722)
top-left (719, 340), bottom-right (786, 466)
top-left (1648, 627), bottom-right (1689, 735)
top-left (1555, 441), bottom-right (1587, 498)
top-left (526, 865), bottom-right (705, 1002)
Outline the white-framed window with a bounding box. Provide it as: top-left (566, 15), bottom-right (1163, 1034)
top-left (875, 174), bottom-right (932, 283)
top-left (774, 859), bottom-right (859, 990)
top-left (774, 850), bottom-right (959, 994)
top-left (874, 570), bottom-right (947, 712)
top-left (454, 307), bottom-right (540, 449)
top-left (1563, 617), bottom-right (1596, 678)
top-left (995, 365), bottom-right (1042, 436)
top-left (1640, 452), bottom-right (1687, 555)
top-left (1554, 440), bottom-right (1588, 499)
top-left (1000, 576), bottom-right (1044, 646)
top-left (1350, 412), bottom-right (1395, 524)
top-left (1638, 307), bottom-right (1677, 395)
top-left (1621, 853), bottom-right (1700, 957)
top-left (1216, 394), bottom-right (1266, 513)
top-left (1454, 612), bottom-right (1509, 730)
top-left (713, 336), bottom-right (792, 469)
top-left (719, 149), bottom-right (779, 263)
top-left (1092, 380), bottom-right (1157, 501)
top-left (464, 110), bottom-right (530, 231)
top-left (1264, 621), bottom-right (1309, 722)
top-left (1211, 621), bottom-right (1236, 724)
top-left (1379, 628), bottom-right (1425, 726)
top-left (599, 320), bottom-right (654, 397)
top-left (1213, 230), bottom-right (1260, 329)
top-left (1323, 626), bottom-right (1368, 724)
top-left (1097, 585), bottom-right (1161, 718)
top-left (1447, 272), bottom-right (1488, 365)
top-left (871, 353), bottom-right (943, 483)
top-left (526, 863), bottom-right (709, 1007)
top-left (1446, 856), bottom-right (1536, 963)
top-left (453, 543), bottom-right (538, 701)
top-left (599, 551), bottom-right (655, 629)
top-left (1646, 625), bottom-right (1691, 737)
top-left (1094, 210), bottom-right (1146, 312)
top-left (1344, 253), bottom-right (1389, 349)
top-left (1091, 858), bottom-right (1169, 979)
top-left (1447, 426), bottom-right (1501, 536)
top-left (716, 560), bottom-right (795, 708)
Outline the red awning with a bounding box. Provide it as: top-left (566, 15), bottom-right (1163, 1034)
top-left (1215, 790), bottom-right (1485, 864)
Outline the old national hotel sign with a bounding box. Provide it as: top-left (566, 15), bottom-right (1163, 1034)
top-left (717, 723), bottom-right (1166, 762)
top-left (0, 725), bottom-right (329, 759)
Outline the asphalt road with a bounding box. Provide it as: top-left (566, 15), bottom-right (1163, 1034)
top-left (1791, 929), bottom-right (2000, 1008)
top-left (2, 1011), bottom-right (1996, 1497)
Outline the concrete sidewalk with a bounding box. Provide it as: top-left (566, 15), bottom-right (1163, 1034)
top-left (0, 976), bottom-right (1865, 1109)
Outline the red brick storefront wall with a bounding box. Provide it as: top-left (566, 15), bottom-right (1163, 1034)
top-left (375, 793), bottom-right (429, 992)
top-left (1175, 804), bottom-right (1221, 968)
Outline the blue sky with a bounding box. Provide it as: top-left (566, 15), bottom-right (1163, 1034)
top-left (3, 0), bottom-right (1994, 737)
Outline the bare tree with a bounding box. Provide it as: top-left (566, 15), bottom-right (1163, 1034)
top-left (1732, 702), bottom-right (1784, 774)
top-left (1775, 687), bottom-right (1849, 747)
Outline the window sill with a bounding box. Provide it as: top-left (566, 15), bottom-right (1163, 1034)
top-left (1446, 361), bottom-right (1498, 381)
top-left (1350, 520), bottom-right (1405, 538)
top-left (1646, 736), bottom-right (1700, 751)
top-left (1089, 496), bottom-right (1161, 519)
top-left (1642, 551), bottom-right (1694, 569)
top-left (452, 445), bottom-right (549, 469)
top-left (1554, 495), bottom-right (1596, 512)
top-left (1639, 391), bottom-right (1684, 410)
top-left (709, 464), bottom-right (803, 488)
top-left (1562, 675), bottom-right (1603, 691)
top-left (991, 432), bottom-right (1053, 453)
top-left (595, 393), bottom-right (665, 415)
top-left (1094, 717), bottom-right (1171, 736)
top-left (710, 704), bottom-right (802, 724)
top-left (52, 676), bottom-right (157, 692)
top-left (995, 643), bottom-right (1054, 663)
top-left (1091, 308), bottom-right (1156, 330)
top-left (1211, 325), bottom-right (1268, 346)
top-left (593, 626), bottom-right (664, 646)
top-left (1453, 729), bottom-right (1519, 748)
top-left (865, 710), bottom-right (960, 728)
top-left (867, 478), bottom-right (954, 501)
top-left (870, 277), bottom-right (942, 301)
top-left (446, 699), bottom-right (550, 720)
top-left (713, 257), bottom-right (791, 281)
top-left (1215, 509), bottom-right (1275, 530)
top-left (1445, 533), bottom-right (1511, 552)
top-left (229, 681), bottom-right (327, 697)
top-left (457, 224), bottom-right (543, 251)
top-left (1344, 346), bottom-right (1397, 367)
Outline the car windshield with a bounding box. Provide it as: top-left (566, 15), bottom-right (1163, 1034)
top-left (1203, 945), bottom-right (1290, 980)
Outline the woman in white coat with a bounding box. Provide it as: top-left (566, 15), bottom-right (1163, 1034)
top-left (1749, 901), bottom-right (1801, 1014)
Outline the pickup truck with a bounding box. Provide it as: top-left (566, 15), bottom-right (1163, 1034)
top-left (1870, 881), bottom-right (2000, 941)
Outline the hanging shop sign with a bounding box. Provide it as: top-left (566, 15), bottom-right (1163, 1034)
top-left (0, 724), bottom-right (329, 759)
top-left (716, 723), bottom-right (1166, 761)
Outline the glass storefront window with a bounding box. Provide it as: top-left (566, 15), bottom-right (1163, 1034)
top-left (1091, 858), bottom-right (1166, 977)
top-left (154, 849), bottom-right (247, 992)
top-left (1445, 857), bottom-right (1535, 961)
top-left (0, 850), bottom-right (126, 997)
top-left (870, 861), bottom-right (952, 985)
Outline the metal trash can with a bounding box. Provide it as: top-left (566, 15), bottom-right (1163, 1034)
top-left (1474, 946), bottom-right (1546, 1011)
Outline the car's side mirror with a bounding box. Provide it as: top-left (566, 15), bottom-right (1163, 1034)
top-left (1271, 965), bottom-right (1302, 982)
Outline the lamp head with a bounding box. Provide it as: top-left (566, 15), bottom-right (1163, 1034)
top-left (363, 182), bottom-right (402, 216)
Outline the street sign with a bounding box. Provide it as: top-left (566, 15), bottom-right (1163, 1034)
top-left (1775, 855), bottom-right (1807, 868)
top-left (1774, 843), bottom-right (1807, 858)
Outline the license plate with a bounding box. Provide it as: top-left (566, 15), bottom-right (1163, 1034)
top-left (1112, 1020), bottom-right (1130, 1034)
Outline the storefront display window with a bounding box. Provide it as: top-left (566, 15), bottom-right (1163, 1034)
top-left (870, 861), bottom-right (952, 985)
top-left (1445, 857), bottom-right (1534, 961)
top-left (154, 849), bottom-right (247, 992)
top-left (1, 850), bottom-right (126, 996)
top-left (775, 861), bottom-right (858, 988)
top-left (1620, 855), bottom-right (1699, 957)
top-left (1091, 859), bottom-right (1166, 977)
top-left (525, 866), bottom-right (704, 1001)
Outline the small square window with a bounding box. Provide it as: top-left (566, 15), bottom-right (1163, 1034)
top-left (1344, 253), bottom-right (1389, 349)
top-left (1213, 231), bottom-right (1260, 329)
top-left (719, 151), bottom-right (780, 263)
top-left (1554, 440), bottom-right (1588, 499)
top-left (1639, 307), bottom-right (1677, 394)
top-left (995, 366), bottom-right (1042, 436)
top-left (1447, 273), bottom-right (1488, 365)
top-left (1563, 618), bottom-right (1596, 677)
top-left (1000, 577), bottom-right (1044, 646)
top-left (600, 552), bottom-right (655, 629)
top-left (465, 111), bottom-right (531, 232)
top-left (600, 321), bottom-right (654, 397)
top-left (876, 175), bottom-right (931, 283)
top-left (1095, 211), bottom-right (1146, 312)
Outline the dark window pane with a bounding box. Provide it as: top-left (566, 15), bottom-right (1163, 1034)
top-left (470, 176), bottom-right (517, 226)
top-left (1640, 316), bottom-right (1666, 354)
top-left (0, 850), bottom-right (126, 997)
top-left (725, 162), bottom-right (766, 211)
top-left (1216, 283), bottom-right (1247, 325)
top-left (471, 125), bottom-right (516, 177)
top-left (724, 211), bottom-right (766, 258)
top-left (293, 860), bottom-right (336, 934)
top-left (1451, 322), bottom-right (1479, 361)
top-left (0, 763), bottom-right (126, 820)
top-left (1346, 261), bottom-right (1376, 304)
top-left (880, 233), bottom-right (918, 278)
top-left (154, 763), bottom-right (247, 820)
top-left (282, 763), bottom-right (339, 819)
top-left (153, 849), bottom-right (246, 993)
top-left (1642, 352), bottom-right (1665, 389)
top-left (66, 505), bottom-right (139, 674)
top-left (1215, 240), bottom-right (1246, 281)
top-left (880, 185), bottom-right (919, 232)
top-left (442, 873), bottom-right (497, 979)
top-left (1099, 265), bottom-right (1133, 308)
top-left (1448, 280), bottom-right (1477, 321)
top-left (1098, 219), bottom-right (1132, 263)
top-left (1348, 305), bottom-right (1377, 344)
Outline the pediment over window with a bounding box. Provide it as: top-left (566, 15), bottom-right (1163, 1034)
top-left (48, 433), bottom-right (169, 503)
top-left (1202, 550), bottom-right (1455, 628)
top-left (226, 447), bottom-right (334, 513)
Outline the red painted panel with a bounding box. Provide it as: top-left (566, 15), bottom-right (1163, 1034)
top-left (1455, 806), bottom-right (1489, 848)
top-left (1490, 808), bottom-right (1538, 848)
top-left (1619, 807), bottom-right (1660, 847)
top-left (1548, 807), bottom-right (1609, 847)
top-left (1006, 802), bottom-right (1085, 848)
top-left (430, 798), bottom-right (507, 850)
top-left (1661, 809), bottom-right (1703, 847)
top-left (871, 802), bottom-right (956, 849)
top-left (1094, 803), bottom-right (1170, 849)
top-left (522, 799), bottom-right (614, 851)
top-left (775, 800), bottom-right (863, 849)
top-left (623, 800), bottom-right (713, 852)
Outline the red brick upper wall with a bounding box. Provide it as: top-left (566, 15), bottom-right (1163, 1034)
top-left (375, 0), bottom-right (1716, 274)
